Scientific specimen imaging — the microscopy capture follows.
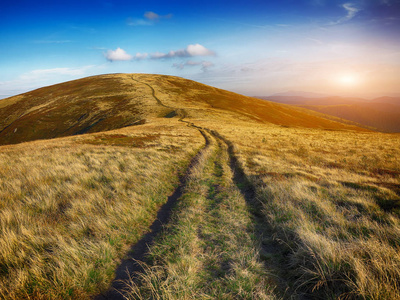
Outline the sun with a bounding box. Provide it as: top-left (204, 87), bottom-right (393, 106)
top-left (338, 74), bottom-right (359, 86)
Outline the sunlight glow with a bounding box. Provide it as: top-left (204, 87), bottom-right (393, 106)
top-left (338, 74), bottom-right (359, 86)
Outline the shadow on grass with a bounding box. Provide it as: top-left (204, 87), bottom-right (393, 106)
top-left (209, 130), bottom-right (293, 299)
top-left (95, 130), bottom-right (210, 300)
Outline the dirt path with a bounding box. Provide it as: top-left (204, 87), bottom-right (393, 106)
top-left (210, 130), bottom-right (292, 297)
top-left (130, 76), bottom-right (170, 109)
top-left (95, 129), bottom-right (210, 300)
top-left (96, 79), bottom-right (290, 299)
top-left (95, 79), bottom-right (209, 300)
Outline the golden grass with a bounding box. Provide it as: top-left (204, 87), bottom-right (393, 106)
top-left (122, 130), bottom-right (275, 299)
top-left (0, 118), bottom-right (204, 299)
top-left (0, 74), bottom-right (169, 146)
top-left (0, 73), bottom-right (367, 146)
top-left (1, 73), bottom-right (399, 299)
top-left (202, 118), bottom-right (400, 299)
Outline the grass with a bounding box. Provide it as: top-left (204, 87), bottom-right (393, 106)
top-left (122, 130), bottom-right (275, 299)
top-left (204, 119), bottom-right (400, 299)
top-left (0, 73), bottom-right (366, 146)
top-left (1, 73), bottom-right (400, 299)
top-left (0, 118), bottom-right (204, 299)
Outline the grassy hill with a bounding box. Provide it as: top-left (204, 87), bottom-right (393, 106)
top-left (0, 74), bottom-right (366, 146)
top-left (0, 74), bottom-right (399, 300)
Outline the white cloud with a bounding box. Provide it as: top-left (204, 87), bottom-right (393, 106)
top-left (172, 63), bottom-right (184, 70)
top-left (104, 44), bottom-right (214, 62)
top-left (105, 48), bottom-right (133, 61)
top-left (151, 52), bottom-right (168, 59)
top-left (201, 61), bottom-right (214, 69)
top-left (144, 11), bottom-right (160, 20)
top-left (172, 60), bottom-right (214, 71)
top-left (127, 11), bottom-right (172, 26)
top-left (186, 60), bottom-right (201, 66)
top-left (330, 2), bottom-right (360, 25)
top-left (343, 3), bottom-right (359, 20)
top-left (186, 44), bottom-right (215, 56)
top-left (151, 44), bottom-right (215, 59)
top-left (144, 11), bottom-right (173, 20)
top-left (134, 53), bottom-right (148, 60)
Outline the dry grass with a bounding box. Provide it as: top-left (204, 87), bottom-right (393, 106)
top-left (0, 73), bottom-right (366, 146)
top-left (0, 118), bottom-right (203, 299)
top-left (0, 74), bottom-right (168, 146)
top-left (1, 73), bottom-right (399, 299)
top-left (122, 131), bottom-right (276, 299)
top-left (205, 119), bottom-right (400, 299)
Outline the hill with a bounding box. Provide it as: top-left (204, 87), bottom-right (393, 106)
top-left (299, 103), bottom-right (400, 132)
top-left (372, 96), bottom-right (400, 106)
top-left (256, 95), bottom-right (368, 105)
top-left (257, 95), bottom-right (400, 132)
top-left (0, 74), bottom-right (367, 146)
top-left (267, 90), bottom-right (331, 98)
top-left (1, 74), bottom-right (399, 300)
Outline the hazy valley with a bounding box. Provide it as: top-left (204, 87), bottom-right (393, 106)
top-left (256, 94), bottom-right (400, 133)
top-left (0, 74), bottom-right (399, 300)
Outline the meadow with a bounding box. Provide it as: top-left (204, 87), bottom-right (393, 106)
top-left (0, 119), bottom-right (203, 299)
top-left (207, 119), bottom-right (400, 299)
top-left (1, 74), bottom-right (400, 299)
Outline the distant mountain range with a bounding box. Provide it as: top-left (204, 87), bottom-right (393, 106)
top-left (268, 91), bottom-right (332, 98)
top-left (255, 94), bottom-right (400, 132)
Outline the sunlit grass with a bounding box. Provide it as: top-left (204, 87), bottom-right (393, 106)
top-left (206, 119), bottom-right (400, 299)
top-left (0, 119), bottom-right (203, 299)
top-left (1, 73), bottom-right (399, 299)
top-left (123, 131), bottom-right (275, 299)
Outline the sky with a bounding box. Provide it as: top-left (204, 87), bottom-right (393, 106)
top-left (1, 0), bottom-right (399, 98)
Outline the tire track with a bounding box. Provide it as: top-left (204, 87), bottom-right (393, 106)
top-left (98, 78), bottom-right (288, 299)
top-left (95, 79), bottom-right (209, 300)
top-left (95, 129), bottom-right (211, 300)
top-left (145, 77), bottom-right (286, 293)
top-left (208, 129), bottom-right (291, 298)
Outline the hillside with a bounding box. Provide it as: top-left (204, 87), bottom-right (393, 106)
top-left (299, 103), bottom-right (400, 132)
top-left (257, 95), bottom-right (400, 132)
top-left (0, 74), bottom-right (367, 146)
top-left (1, 74), bottom-right (400, 300)
top-left (373, 96), bottom-right (400, 106)
top-left (257, 95), bottom-right (367, 105)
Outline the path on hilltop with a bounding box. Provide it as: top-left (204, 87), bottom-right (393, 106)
top-left (96, 78), bottom-right (290, 300)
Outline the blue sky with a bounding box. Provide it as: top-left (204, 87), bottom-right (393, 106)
top-left (1, 0), bottom-right (399, 98)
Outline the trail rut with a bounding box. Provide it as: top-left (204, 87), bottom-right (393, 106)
top-left (96, 78), bottom-right (289, 299)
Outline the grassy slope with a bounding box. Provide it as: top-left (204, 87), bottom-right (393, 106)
top-left (0, 74), bottom-right (171, 146)
top-left (0, 74), bottom-right (367, 146)
top-left (123, 130), bottom-right (275, 299)
top-left (142, 75), bottom-right (367, 131)
top-left (202, 118), bottom-right (400, 299)
top-left (1, 74), bottom-right (399, 299)
top-left (0, 119), bottom-right (204, 299)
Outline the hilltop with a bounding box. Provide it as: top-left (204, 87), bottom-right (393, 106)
top-left (0, 74), bottom-right (367, 146)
